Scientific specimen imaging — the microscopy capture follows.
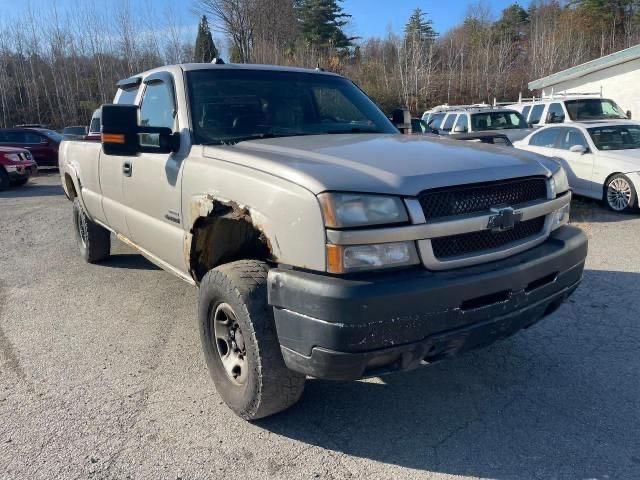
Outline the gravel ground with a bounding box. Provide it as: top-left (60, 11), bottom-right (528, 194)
top-left (1, 173), bottom-right (639, 480)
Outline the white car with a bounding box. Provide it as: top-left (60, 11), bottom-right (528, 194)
top-left (514, 122), bottom-right (640, 212)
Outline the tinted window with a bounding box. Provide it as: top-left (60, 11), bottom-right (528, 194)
top-left (411, 118), bottom-right (427, 133)
top-left (587, 125), bottom-right (640, 150)
top-left (0, 131), bottom-right (24, 142)
top-left (565, 99), bottom-right (626, 120)
top-left (547, 103), bottom-right (565, 123)
top-left (23, 132), bottom-right (43, 144)
top-left (521, 105), bottom-right (531, 120)
top-left (558, 128), bottom-right (588, 150)
top-left (428, 113), bottom-right (446, 129)
top-left (529, 128), bottom-right (560, 147)
top-left (116, 87), bottom-right (139, 105)
top-left (41, 130), bottom-right (63, 143)
top-left (529, 104), bottom-right (545, 124)
top-left (140, 82), bottom-right (175, 130)
top-left (471, 111), bottom-right (526, 131)
top-left (442, 114), bottom-right (457, 132)
top-left (186, 69), bottom-right (396, 144)
top-left (454, 114), bottom-right (468, 132)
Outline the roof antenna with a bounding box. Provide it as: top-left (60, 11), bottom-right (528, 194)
top-left (315, 61), bottom-right (324, 72)
top-left (211, 57), bottom-right (225, 65)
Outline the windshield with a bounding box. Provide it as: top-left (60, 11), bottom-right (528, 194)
top-left (587, 125), bottom-right (640, 151)
top-left (42, 130), bottom-right (64, 142)
top-left (566, 99), bottom-right (627, 120)
top-left (186, 69), bottom-right (397, 144)
top-left (471, 111), bottom-right (527, 131)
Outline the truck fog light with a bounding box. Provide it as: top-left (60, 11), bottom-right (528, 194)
top-left (552, 204), bottom-right (570, 229)
top-left (327, 242), bottom-right (419, 273)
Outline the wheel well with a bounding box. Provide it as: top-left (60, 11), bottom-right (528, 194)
top-left (64, 173), bottom-right (78, 199)
top-left (188, 202), bottom-right (271, 282)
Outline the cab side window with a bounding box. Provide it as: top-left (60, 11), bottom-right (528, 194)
top-left (529, 128), bottom-right (560, 147)
top-left (140, 82), bottom-right (175, 130)
top-left (442, 114), bottom-right (457, 132)
top-left (558, 128), bottom-right (588, 150)
top-left (529, 104), bottom-right (545, 125)
top-left (454, 114), bottom-right (468, 132)
top-left (521, 105), bottom-right (531, 121)
top-left (547, 103), bottom-right (565, 123)
top-left (116, 86), bottom-right (139, 105)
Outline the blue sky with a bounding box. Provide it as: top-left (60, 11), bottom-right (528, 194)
top-left (0, 0), bottom-right (530, 40)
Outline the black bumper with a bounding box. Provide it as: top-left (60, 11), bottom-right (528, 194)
top-left (268, 225), bottom-right (587, 380)
top-left (8, 165), bottom-right (37, 180)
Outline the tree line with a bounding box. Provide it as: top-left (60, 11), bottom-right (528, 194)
top-left (1, 0), bottom-right (640, 129)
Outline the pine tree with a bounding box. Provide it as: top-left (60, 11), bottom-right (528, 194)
top-left (404, 7), bottom-right (437, 43)
top-left (194, 15), bottom-right (219, 63)
top-left (296, 0), bottom-right (354, 50)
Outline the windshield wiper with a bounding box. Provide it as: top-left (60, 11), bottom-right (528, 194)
top-left (204, 132), bottom-right (312, 145)
top-left (324, 127), bottom-right (385, 134)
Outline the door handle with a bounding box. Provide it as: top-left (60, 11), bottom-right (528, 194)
top-left (123, 161), bottom-right (132, 177)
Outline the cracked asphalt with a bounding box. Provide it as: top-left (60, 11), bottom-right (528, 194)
top-left (1, 173), bottom-right (639, 479)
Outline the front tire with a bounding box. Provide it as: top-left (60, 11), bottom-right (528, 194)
top-left (72, 198), bottom-right (110, 263)
top-left (12, 177), bottom-right (29, 187)
top-left (604, 174), bottom-right (637, 212)
top-left (198, 260), bottom-right (305, 420)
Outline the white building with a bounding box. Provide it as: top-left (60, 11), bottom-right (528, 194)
top-left (528, 44), bottom-right (640, 118)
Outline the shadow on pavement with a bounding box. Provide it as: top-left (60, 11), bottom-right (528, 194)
top-left (100, 253), bottom-right (160, 271)
top-left (0, 183), bottom-right (64, 198)
top-left (570, 196), bottom-right (638, 224)
top-left (258, 269), bottom-right (639, 479)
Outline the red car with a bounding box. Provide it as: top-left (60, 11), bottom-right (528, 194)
top-left (0, 146), bottom-right (38, 191)
top-left (0, 128), bottom-right (63, 167)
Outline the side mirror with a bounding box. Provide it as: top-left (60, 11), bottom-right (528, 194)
top-left (627, 110), bottom-right (632, 119)
top-left (101, 104), bottom-right (180, 156)
top-left (569, 144), bottom-right (588, 154)
top-left (392, 108), bottom-right (412, 134)
top-left (453, 125), bottom-right (467, 133)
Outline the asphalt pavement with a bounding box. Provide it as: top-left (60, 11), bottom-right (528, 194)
top-left (1, 173), bottom-right (639, 479)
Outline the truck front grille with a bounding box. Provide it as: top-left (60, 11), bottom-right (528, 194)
top-left (418, 177), bottom-right (548, 220)
top-left (431, 217), bottom-right (546, 260)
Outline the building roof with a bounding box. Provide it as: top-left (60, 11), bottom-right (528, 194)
top-left (528, 44), bottom-right (640, 90)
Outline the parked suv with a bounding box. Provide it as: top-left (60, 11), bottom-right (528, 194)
top-left (0, 128), bottom-right (63, 166)
top-left (508, 95), bottom-right (629, 128)
top-left (59, 63), bottom-right (586, 419)
top-left (0, 146), bottom-right (37, 191)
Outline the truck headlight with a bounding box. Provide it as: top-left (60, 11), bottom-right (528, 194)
top-left (5, 154), bottom-right (20, 163)
top-left (550, 167), bottom-right (569, 196)
top-left (318, 193), bottom-right (408, 228)
top-left (326, 241), bottom-right (419, 273)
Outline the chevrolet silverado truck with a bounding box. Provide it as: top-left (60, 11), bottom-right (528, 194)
top-left (59, 63), bottom-right (587, 420)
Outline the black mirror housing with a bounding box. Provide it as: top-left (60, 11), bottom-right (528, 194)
top-left (101, 104), bottom-right (180, 156)
top-left (101, 104), bottom-right (140, 156)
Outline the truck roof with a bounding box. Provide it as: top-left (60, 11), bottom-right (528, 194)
top-left (117, 62), bottom-right (342, 88)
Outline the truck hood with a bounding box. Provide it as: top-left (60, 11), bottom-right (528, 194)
top-left (203, 133), bottom-right (558, 195)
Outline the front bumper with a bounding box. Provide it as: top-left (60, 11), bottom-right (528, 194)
top-left (268, 225), bottom-right (587, 380)
top-left (5, 163), bottom-right (37, 179)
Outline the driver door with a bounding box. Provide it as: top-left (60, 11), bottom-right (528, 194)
top-left (122, 73), bottom-right (188, 272)
top-left (556, 127), bottom-right (594, 195)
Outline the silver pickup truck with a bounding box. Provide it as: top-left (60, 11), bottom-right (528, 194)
top-left (59, 63), bottom-right (587, 420)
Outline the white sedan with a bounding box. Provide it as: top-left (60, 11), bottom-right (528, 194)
top-left (514, 121), bottom-right (640, 212)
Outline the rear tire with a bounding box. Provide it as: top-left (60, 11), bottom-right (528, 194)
top-left (198, 260), bottom-right (305, 420)
top-left (0, 168), bottom-right (9, 192)
top-left (72, 198), bottom-right (110, 263)
top-left (604, 174), bottom-right (637, 212)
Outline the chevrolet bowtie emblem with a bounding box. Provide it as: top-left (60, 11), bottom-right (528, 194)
top-left (487, 207), bottom-right (523, 232)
